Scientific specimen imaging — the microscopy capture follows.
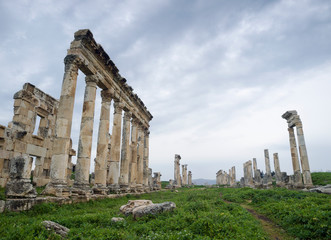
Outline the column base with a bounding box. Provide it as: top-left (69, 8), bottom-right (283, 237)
top-left (43, 181), bottom-right (71, 197)
top-left (93, 184), bottom-right (109, 195)
top-left (72, 183), bottom-right (92, 196)
top-left (135, 184), bottom-right (144, 193)
top-left (119, 184), bottom-right (130, 193)
top-left (6, 178), bottom-right (37, 198)
top-left (108, 184), bottom-right (120, 194)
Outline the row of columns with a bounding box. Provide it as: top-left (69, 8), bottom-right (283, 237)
top-left (45, 55), bottom-right (151, 196)
top-left (172, 154), bottom-right (193, 188)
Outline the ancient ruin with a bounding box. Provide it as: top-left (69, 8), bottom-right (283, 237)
top-left (173, 154), bottom-right (181, 187)
top-left (282, 110), bottom-right (312, 187)
top-left (243, 160), bottom-right (254, 188)
top-left (0, 29), bottom-right (159, 211)
top-left (168, 154), bottom-right (192, 188)
top-left (216, 170), bottom-right (230, 185)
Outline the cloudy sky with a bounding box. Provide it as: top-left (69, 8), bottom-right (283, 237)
top-left (1, 0), bottom-right (331, 181)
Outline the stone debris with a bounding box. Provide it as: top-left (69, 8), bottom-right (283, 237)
top-left (111, 217), bottom-right (125, 222)
top-left (42, 220), bottom-right (69, 238)
top-left (132, 201), bottom-right (176, 219)
top-left (120, 200), bottom-right (153, 216)
top-left (307, 184), bottom-right (331, 194)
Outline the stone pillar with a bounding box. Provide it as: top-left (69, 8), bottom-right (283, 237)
top-left (108, 101), bottom-right (124, 192)
top-left (230, 166), bottom-right (236, 187)
top-left (93, 90), bottom-right (112, 194)
top-left (44, 55), bottom-right (80, 197)
top-left (263, 149), bottom-right (272, 186)
top-left (182, 164), bottom-right (188, 185)
top-left (129, 117), bottom-right (139, 190)
top-left (143, 129), bottom-right (150, 189)
top-left (243, 160), bottom-right (254, 187)
top-left (148, 168), bottom-right (153, 190)
top-left (188, 171), bottom-right (192, 186)
top-left (273, 153), bottom-right (282, 186)
top-left (174, 154), bottom-right (181, 187)
top-left (253, 158), bottom-right (257, 178)
top-left (74, 75), bottom-right (98, 189)
top-left (119, 110), bottom-right (132, 191)
top-left (136, 124), bottom-right (144, 191)
top-left (288, 127), bottom-right (302, 186)
top-left (295, 122), bottom-right (313, 186)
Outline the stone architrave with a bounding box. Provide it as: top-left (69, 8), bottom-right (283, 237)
top-left (93, 90), bottom-right (112, 194)
top-left (119, 110), bottom-right (132, 191)
top-left (174, 154), bottom-right (181, 187)
top-left (74, 75), bottom-right (98, 190)
top-left (44, 55), bottom-right (80, 197)
top-left (282, 111), bottom-right (312, 187)
top-left (188, 171), bottom-right (192, 186)
top-left (273, 153), bottom-right (283, 186)
top-left (263, 149), bottom-right (272, 186)
top-left (108, 101), bottom-right (124, 191)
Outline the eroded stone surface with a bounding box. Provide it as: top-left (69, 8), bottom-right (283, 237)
top-left (120, 200), bottom-right (153, 216)
top-left (132, 202), bottom-right (176, 219)
top-left (42, 220), bottom-right (70, 238)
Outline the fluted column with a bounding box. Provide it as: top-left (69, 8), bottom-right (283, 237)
top-left (45, 55), bottom-right (80, 196)
top-left (119, 110), bottom-right (132, 189)
top-left (137, 123), bottom-right (144, 186)
top-left (108, 101), bottom-right (124, 189)
top-left (288, 127), bottom-right (302, 186)
top-left (143, 129), bottom-right (150, 187)
top-left (94, 90), bottom-right (112, 191)
top-left (296, 122), bottom-right (312, 186)
top-left (74, 75), bottom-right (98, 188)
top-left (129, 117), bottom-right (139, 189)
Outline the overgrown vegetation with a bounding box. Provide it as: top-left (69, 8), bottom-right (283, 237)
top-left (221, 187), bottom-right (331, 239)
top-left (311, 172), bottom-right (331, 186)
top-left (0, 188), bottom-right (268, 239)
top-left (0, 187), bottom-right (5, 200)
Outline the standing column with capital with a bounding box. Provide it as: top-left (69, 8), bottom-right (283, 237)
top-left (136, 123), bottom-right (144, 191)
top-left (129, 117), bottom-right (139, 191)
top-left (143, 128), bottom-right (150, 189)
top-left (74, 75), bottom-right (98, 191)
top-left (93, 90), bottom-right (112, 194)
top-left (295, 122), bottom-right (313, 186)
top-left (288, 127), bottom-right (302, 186)
top-left (107, 101), bottom-right (124, 192)
top-left (174, 154), bottom-right (181, 187)
top-left (119, 110), bottom-right (132, 191)
top-left (44, 55), bottom-right (80, 197)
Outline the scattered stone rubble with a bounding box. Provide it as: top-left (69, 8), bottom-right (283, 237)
top-left (0, 29), bottom-right (163, 212)
top-left (42, 220), bottom-right (70, 238)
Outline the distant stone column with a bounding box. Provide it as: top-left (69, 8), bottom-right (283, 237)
top-left (129, 117), bottom-right (139, 189)
top-left (288, 127), bottom-right (302, 186)
top-left (253, 158), bottom-right (257, 178)
top-left (188, 171), bottom-right (192, 186)
top-left (108, 101), bottom-right (124, 191)
top-left (45, 55), bottom-right (80, 196)
top-left (273, 153), bottom-right (283, 185)
top-left (230, 166), bottom-right (236, 187)
top-left (263, 149), bottom-right (272, 186)
top-left (136, 124), bottom-right (144, 189)
top-left (74, 75), bottom-right (98, 189)
top-left (119, 110), bottom-right (132, 191)
top-left (243, 160), bottom-right (254, 187)
top-left (295, 122), bottom-right (313, 186)
top-left (143, 129), bottom-right (150, 188)
top-left (94, 90), bottom-right (112, 193)
top-left (182, 164), bottom-right (188, 185)
top-left (174, 154), bottom-right (181, 187)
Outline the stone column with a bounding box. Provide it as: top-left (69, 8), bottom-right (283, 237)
top-left (74, 75), bottom-right (98, 189)
top-left (136, 124), bottom-right (144, 190)
top-left (243, 160), bottom-right (253, 187)
top-left (119, 110), bottom-right (132, 191)
top-left (188, 171), bottom-right (192, 186)
top-left (273, 153), bottom-right (283, 185)
top-left (263, 149), bottom-right (272, 186)
top-left (129, 117), bottom-right (139, 190)
top-left (230, 166), bottom-right (236, 187)
top-left (295, 122), bottom-right (313, 186)
top-left (182, 165), bottom-right (186, 185)
top-left (253, 158), bottom-right (257, 178)
top-left (44, 55), bottom-right (80, 197)
top-left (143, 129), bottom-right (150, 189)
top-left (174, 154), bottom-right (181, 187)
top-left (288, 127), bottom-right (303, 186)
top-left (93, 90), bottom-right (112, 194)
top-left (108, 101), bottom-right (124, 192)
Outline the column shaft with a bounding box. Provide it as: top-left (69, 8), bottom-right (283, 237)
top-left (75, 76), bottom-right (97, 186)
top-left (288, 127), bottom-right (303, 186)
top-left (143, 129), bottom-right (150, 186)
top-left (119, 111), bottom-right (132, 186)
top-left (296, 123), bottom-right (312, 186)
top-left (94, 90), bottom-right (112, 187)
top-left (137, 125), bottom-right (144, 185)
top-left (129, 118), bottom-right (139, 186)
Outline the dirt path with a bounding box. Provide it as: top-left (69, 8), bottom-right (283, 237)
top-left (221, 194), bottom-right (293, 240)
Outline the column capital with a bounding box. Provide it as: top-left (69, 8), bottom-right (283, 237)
top-left (101, 89), bottom-right (113, 103)
top-left (64, 54), bottom-right (82, 67)
top-left (85, 75), bottom-right (98, 87)
top-left (123, 110), bottom-right (132, 120)
top-left (114, 101), bottom-right (124, 114)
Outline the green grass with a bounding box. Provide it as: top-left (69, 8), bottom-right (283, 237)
top-left (0, 187), bottom-right (5, 200)
top-left (0, 188), bottom-right (268, 240)
top-left (311, 172), bottom-right (331, 186)
top-left (221, 187), bottom-right (331, 239)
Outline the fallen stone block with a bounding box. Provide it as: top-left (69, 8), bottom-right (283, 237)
top-left (42, 220), bottom-right (69, 238)
top-left (120, 200), bottom-right (153, 216)
top-left (132, 201), bottom-right (176, 219)
top-left (111, 217), bottom-right (125, 222)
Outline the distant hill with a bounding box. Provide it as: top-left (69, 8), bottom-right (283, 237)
top-left (193, 178), bottom-right (216, 185)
